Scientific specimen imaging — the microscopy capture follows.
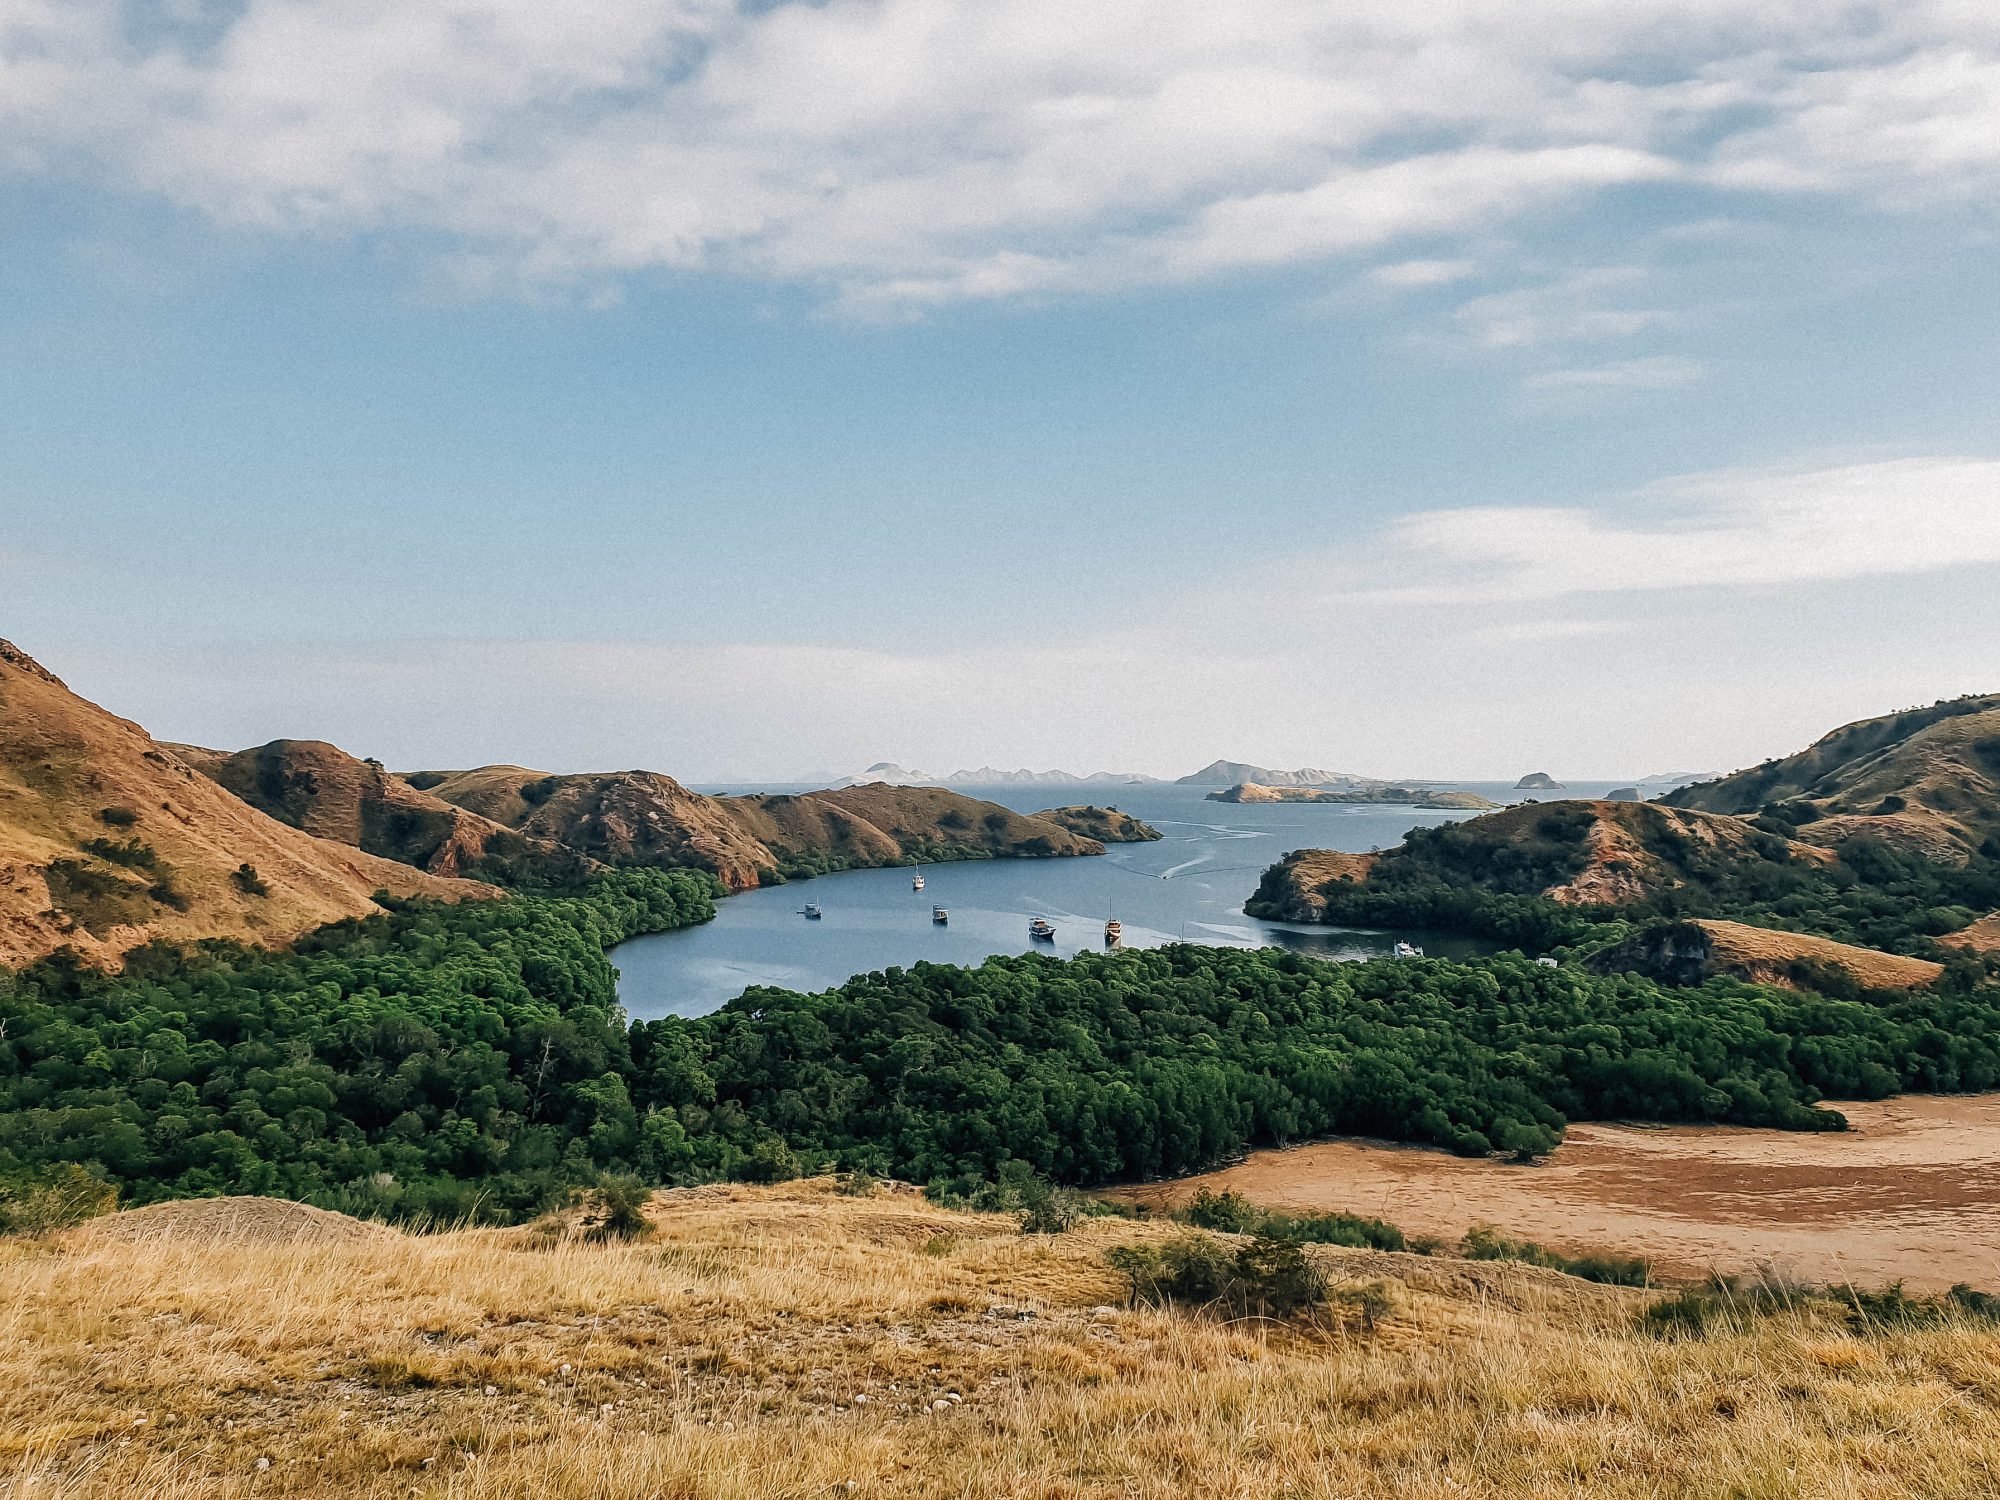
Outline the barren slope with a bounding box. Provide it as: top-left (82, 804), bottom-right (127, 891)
top-left (414, 766), bottom-right (777, 891)
top-left (195, 740), bottom-right (590, 883)
top-left (0, 641), bottom-right (489, 968)
top-left (1666, 693), bottom-right (2000, 861)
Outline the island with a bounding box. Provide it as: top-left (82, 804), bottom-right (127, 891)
top-left (1205, 782), bottom-right (1499, 810)
top-left (1515, 771), bottom-right (1564, 790)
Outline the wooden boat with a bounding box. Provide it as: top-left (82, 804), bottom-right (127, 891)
top-left (932, 905), bottom-right (949, 924)
top-left (1028, 917), bottom-right (1056, 942)
top-left (1104, 919), bottom-right (1123, 945)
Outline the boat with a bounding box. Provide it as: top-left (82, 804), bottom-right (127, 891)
top-left (932, 905), bottom-right (949, 924)
top-left (1392, 940), bottom-right (1423, 958)
top-left (1028, 917), bottom-right (1056, 942)
top-left (800, 904), bottom-right (823, 920)
top-left (912, 871), bottom-right (925, 891)
top-left (1104, 919), bottom-right (1123, 946)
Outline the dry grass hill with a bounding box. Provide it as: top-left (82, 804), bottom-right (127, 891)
top-left (1590, 918), bottom-right (1945, 993)
top-left (1665, 692), bottom-right (2000, 862)
top-left (1249, 799), bottom-right (1831, 923)
top-left (1031, 804), bottom-right (1162, 843)
top-left (9, 1179), bottom-right (2000, 1498)
top-left (410, 768), bottom-right (1116, 889)
top-left (0, 641), bottom-right (490, 968)
top-left (184, 740), bottom-right (591, 884)
top-left (407, 765), bottom-right (778, 890)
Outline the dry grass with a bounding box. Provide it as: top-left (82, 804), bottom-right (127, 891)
top-left (1695, 919), bottom-right (1946, 991)
top-left (8, 1180), bottom-right (2000, 1498)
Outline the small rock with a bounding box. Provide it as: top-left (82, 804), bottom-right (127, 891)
top-left (851, 1393), bottom-right (868, 1406)
top-left (482, 1385), bottom-right (498, 1397)
top-left (930, 1399), bottom-right (952, 1413)
top-left (255, 1458), bottom-right (271, 1473)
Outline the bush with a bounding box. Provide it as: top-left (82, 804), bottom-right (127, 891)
top-left (1018, 1176), bottom-right (1082, 1235)
top-left (582, 1177), bottom-right (653, 1242)
top-left (231, 862), bottom-right (270, 897)
top-left (1643, 1276), bottom-right (2000, 1339)
top-left (1109, 1231), bottom-right (1328, 1320)
top-left (1461, 1225), bottom-right (1652, 1286)
top-left (0, 1164), bottom-right (118, 1234)
top-left (1179, 1187), bottom-right (1405, 1251)
top-left (97, 807), bottom-right (138, 829)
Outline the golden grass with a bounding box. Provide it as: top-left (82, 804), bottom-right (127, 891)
top-left (1695, 919), bottom-right (1946, 991)
top-left (8, 1180), bottom-right (2000, 1498)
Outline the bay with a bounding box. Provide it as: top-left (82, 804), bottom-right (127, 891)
top-left (612, 780), bottom-right (1644, 1019)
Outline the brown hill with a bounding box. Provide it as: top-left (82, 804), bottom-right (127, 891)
top-left (718, 785), bottom-right (1106, 880)
top-left (1031, 805), bottom-right (1163, 842)
top-left (0, 640), bottom-right (491, 968)
top-left (412, 765), bottom-right (779, 891)
top-left (1591, 918), bottom-right (1944, 994)
top-left (1248, 800), bottom-right (1833, 922)
top-left (1665, 693), bottom-right (2000, 862)
top-left (192, 739), bottom-right (590, 883)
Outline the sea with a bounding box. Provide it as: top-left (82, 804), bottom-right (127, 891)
top-left (611, 780), bottom-right (1650, 1019)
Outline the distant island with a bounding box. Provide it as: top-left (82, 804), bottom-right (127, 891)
top-left (833, 757), bottom-right (1419, 791)
top-left (1515, 771), bottom-right (1564, 790)
top-left (1206, 782), bottom-right (1499, 810)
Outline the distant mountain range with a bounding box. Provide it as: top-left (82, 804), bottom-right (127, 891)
top-left (835, 759), bottom-right (1396, 790)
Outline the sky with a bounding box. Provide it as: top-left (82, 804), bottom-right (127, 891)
top-left (5, 0), bottom-right (2000, 781)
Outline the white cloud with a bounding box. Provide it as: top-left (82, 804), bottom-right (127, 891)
top-left (1521, 355), bottom-right (1705, 392)
top-left (4, 1), bottom-right (2000, 308)
top-left (1362, 456), bottom-right (2000, 603)
top-left (1372, 258), bottom-right (1479, 289)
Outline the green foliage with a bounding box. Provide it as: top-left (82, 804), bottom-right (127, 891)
top-left (1179, 1187), bottom-right (1405, 1251)
top-left (96, 807), bottom-right (139, 829)
top-left (1642, 1276), bottom-right (2000, 1339)
top-left (79, 836), bottom-right (159, 870)
top-left (1289, 829), bottom-right (2000, 964)
top-left (0, 1162), bottom-right (118, 1234)
top-left (1460, 1224), bottom-right (1652, 1286)
top-left (231, 862), bottom-right (271, 897)
top-left (1109, 1231), bottom-right (1328, 1320)
top-left (581, 1175), bottom-right (654, 1242)
top-left (0, 869), bottom-right (716, 1221)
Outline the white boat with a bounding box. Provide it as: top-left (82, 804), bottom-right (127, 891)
top-left (932, 905), bottom-right (949, 924)
top-left (912, 871), bottom-right (925, 891)
top-left (1028, 917), bottom-right (1056, 942)
top-left (1392, 940), bottom-right (1423, 959)
top-left (1104, 919), bottom-right (1123, 946)
top-left (800, 904), bottom-right (823, 920)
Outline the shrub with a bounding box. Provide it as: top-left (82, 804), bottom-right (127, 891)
top-left (1178, 1187), bottom-right (1406, 1251)
top-left (97, 806), bottom-right (138, 829)
top-left (1461, 1225), bottom-right (1651, 1287)
top-left (835, 1167), bottom-right (880, 1197)
top-left (1109, 1231), bottom-right (1328, 1320)
top-left (581, 1177), bottom-right (653, 1242)
top-left (1643, 1277), bottom-right (2000, 1339)
top-left (1018, 1176), bottom-right (1082, 1235)
top-left (0, 1165), bottom-right (118, 1234)
top-left (231, 862), bottom-right (271, 897)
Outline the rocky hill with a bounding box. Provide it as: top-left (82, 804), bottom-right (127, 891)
top-left (189, 739), bottom-right (591, 884)
top-left (1248, 799), bottom-right (1833, 922)
top-left (1031, 805), bottom-right (1163, 842)
top-left (1208, 783), bottom-right (1497, 810)
top-left (1588, 918), bottom-right (1944, 994)
top-left (1665, 693), bottom-right (2000, 861)
top-left (410, 765), bottom-right (782, 891)
top-left (1176, 760), bottom-right (1382, 788)
top-left (410, 768), bottom-right (1126, 888)
top-left (0, 641), bottom-right (490, 968)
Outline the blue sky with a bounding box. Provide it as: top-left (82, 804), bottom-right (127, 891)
top-left (7, 1), bottom-right (2000, 780)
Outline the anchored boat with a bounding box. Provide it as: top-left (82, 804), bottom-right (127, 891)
top-left (1028, 916), bottom-right (1056, 942)
top-left (1392, 940), bottom-right (1423, 958)
top-left (912, 870), bottom-right (925, 891)
top-left (1104, 919), bottom-right (1123, 946)
top-left (800, 904), bottom-right (823, 920)
top-left (932, 905), bottom-right (949, 924)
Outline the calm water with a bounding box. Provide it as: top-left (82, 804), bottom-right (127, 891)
top-left (612, 781), bottom-right (1644, 1019)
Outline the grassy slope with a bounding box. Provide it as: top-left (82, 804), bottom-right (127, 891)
top-left (0, 641), bottom-right (490, 968)
top-left (1666, 693), bottom-right (2000, 861)
top-left (9, 1180), bottom-right (2000, 1498)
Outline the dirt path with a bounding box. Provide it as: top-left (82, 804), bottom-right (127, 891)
top-left (1108, 1095), bottom-right (2000, 1291)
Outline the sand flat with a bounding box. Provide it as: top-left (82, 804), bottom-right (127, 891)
top-left (1109, 1094), bottom-right (2000, 1291)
